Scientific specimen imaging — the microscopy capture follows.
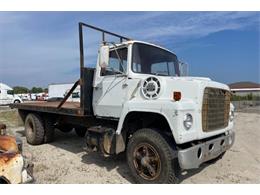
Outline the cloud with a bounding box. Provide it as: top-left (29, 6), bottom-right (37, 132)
top-left (129, 12), bottom-right (259, 42)
top-left (0, 12), bottom-right (258, 87)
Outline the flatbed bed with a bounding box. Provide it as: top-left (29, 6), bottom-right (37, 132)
top-left (10, 101), bottom-right (84, 116)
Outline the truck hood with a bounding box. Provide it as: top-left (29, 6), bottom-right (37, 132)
top-left (159, 76), bottom-right (230, 102)
top-left (172, 76), bottom-right (211, 82)
top-left (128, 75), bottom-right (230, 102)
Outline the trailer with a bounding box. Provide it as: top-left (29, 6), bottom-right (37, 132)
top-left (10, 22), bottom-right (235, 183)
top-left (48, 83), bottom-right (80, 102)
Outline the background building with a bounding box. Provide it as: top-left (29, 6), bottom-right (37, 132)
top-left (229, 81), bottom-right (260, 97)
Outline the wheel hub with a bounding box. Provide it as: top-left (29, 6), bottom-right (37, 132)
top-left (133, 143), bottom-right (161, 180)
top-left (140, 156), bottom-right (149, 166)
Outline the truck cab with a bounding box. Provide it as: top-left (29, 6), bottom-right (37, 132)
top-left (93, 40), bottom-right (234, 143)
top-left (0, 83), bottom-right (22, 105)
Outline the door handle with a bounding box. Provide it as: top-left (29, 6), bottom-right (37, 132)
top-left (94, 86), bottom-right (102, 90)
top-left (122, 83), bottom-right (128, 88)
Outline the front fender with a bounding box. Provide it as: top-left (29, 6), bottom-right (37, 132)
top-left (116, 99), bottom-right (198, 145)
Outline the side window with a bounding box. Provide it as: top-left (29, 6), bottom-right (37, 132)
top-left (101, 47), bottom-right (127, 76)
top-left (151, 62), bottom-right (169, 76)
top-left (7, 90), bottom-right (14, 95)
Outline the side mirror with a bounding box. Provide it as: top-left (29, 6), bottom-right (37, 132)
top-left (99, 45), bottom-right (110, 68)
top-left (179, 61), bottom-right (189, 76)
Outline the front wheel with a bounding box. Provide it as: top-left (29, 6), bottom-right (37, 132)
top-left (127, 128), bottom-right (179, 184)
top-left (14, 100), bottom-right (21, 104)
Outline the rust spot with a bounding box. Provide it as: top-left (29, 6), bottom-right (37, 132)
top-left (0, 153), bottom-right (19, 166)
top-left (0, 136), bottom-right (19, 153)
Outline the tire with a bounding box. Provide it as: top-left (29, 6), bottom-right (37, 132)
top-left (127, 128), bottom-right (179, 184)
top-left (75, 127), bottom-right (87, 137)
top-left (25, 113), bottom-right (44, 145)
top-left (44, 117), bottom-right (55, 143)
top-left (0, 177), bottom-right (10, 184)
top-left (14, 100), bottom-right (20, 104)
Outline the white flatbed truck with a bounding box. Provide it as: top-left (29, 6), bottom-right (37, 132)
top-left (10, 22), bottom-right (235, 183)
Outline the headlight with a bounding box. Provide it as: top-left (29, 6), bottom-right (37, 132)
top-left (183, 113), bottom-right (193, 130)
top-left (230, 110), bottom-right (235, 122)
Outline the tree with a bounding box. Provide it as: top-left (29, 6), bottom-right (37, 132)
top-left (13, 86), bottom-right (29, 94)
top-left (31, 87), bottom-right (43, 93)
top-left (247, 93), bottom-right (253, 101)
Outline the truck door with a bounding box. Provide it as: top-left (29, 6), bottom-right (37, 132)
top-left (93, 47), bottom-right (128, 118)
top-left (6, 90), bottom-right (15, 104)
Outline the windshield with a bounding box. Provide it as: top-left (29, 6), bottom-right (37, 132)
top-left (132, 43), bottom-right (179, 76)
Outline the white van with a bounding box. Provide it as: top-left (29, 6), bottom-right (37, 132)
top-left (0, 83), bottom-right (22, 105)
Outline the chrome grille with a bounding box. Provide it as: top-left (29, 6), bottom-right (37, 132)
top-left (202, 87), bottom-right (230, 132)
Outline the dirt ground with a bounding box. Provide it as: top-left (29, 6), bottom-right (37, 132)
top-left (0, 106), bottom-right (260, 184)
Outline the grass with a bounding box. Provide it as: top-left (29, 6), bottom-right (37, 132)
top-left (0, 108), bottom-right (21, 128)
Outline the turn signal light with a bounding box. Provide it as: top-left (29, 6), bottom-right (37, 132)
top-left (173, 91), bottom-right (181, 101)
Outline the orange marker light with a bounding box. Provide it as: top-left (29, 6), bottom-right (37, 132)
top-left (173, 91), bottom-right (181, 101)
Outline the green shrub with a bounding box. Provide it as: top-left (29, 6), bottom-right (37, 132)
top-left (231, 93), bottom-right (260, 101)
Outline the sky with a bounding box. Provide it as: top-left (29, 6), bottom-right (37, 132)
top-left (0, 11), bottom-right (259, 88)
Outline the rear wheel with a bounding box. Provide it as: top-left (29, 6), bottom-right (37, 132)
top-left (25, 113), bottom-right (44, 145)
top-left (14, 100), bottom-right (21, 104)
top-left (127, 128), bottom-right (179, 184)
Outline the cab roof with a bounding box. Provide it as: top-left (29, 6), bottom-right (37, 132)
top-left (0, 83), bottom-right (12, 90)
top-left (117, 40), bottom-right (177, 57)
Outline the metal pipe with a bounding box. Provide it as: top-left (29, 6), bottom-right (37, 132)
top-left (79, 22), bottom-right (131, 41)
top-left (79, 23), bottom-right (84, 69)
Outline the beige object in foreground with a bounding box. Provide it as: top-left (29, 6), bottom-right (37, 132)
top-left (0, 123), bottom-right (33, 184)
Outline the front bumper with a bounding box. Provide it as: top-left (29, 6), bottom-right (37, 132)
top-left (178, 131), bottom-right (235, 170)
